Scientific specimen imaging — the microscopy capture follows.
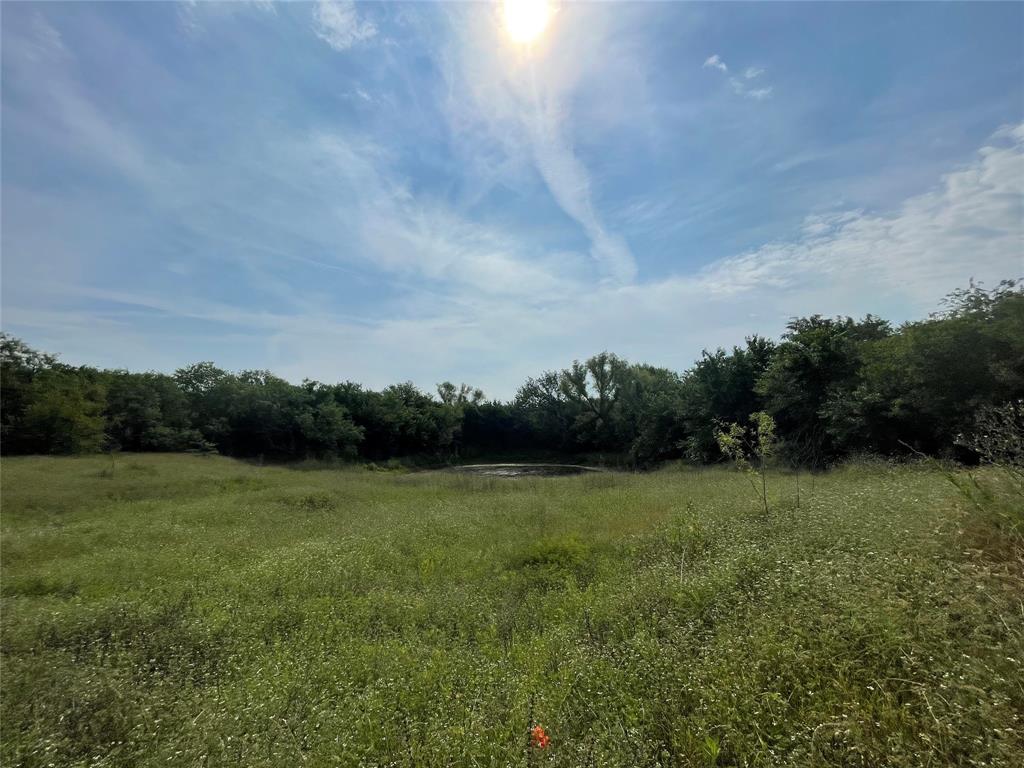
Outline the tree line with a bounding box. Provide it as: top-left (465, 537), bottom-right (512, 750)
top-left (2, 281), bottom-right (1021, 468)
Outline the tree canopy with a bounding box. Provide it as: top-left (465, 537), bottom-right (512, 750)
top-left (3, 281), bottom-right (1021, 467)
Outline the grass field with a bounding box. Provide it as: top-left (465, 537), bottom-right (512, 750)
top-left (1, 454), bottom-right (1022, 767)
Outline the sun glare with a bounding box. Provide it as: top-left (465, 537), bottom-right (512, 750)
top-left (503, 0), bottom-right (551, 44)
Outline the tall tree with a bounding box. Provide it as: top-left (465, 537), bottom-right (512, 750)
top-left (19, 367), bottom-right (107, 454)
top-left (678, 336), bottom-right (775, 463)
top-left (757, 316), bottom-right (890, 467)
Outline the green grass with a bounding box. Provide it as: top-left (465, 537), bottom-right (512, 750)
top-left (1, 454), bottom-right (1021, 767)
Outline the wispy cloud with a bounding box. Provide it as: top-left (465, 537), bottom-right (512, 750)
top-left (696, 125), bottom-right (1024, 301)
top-left (2, 13), bottom-right (176, 188)
top-left (526, 102), bottom-right (637, 283)
top-left (738, 84), bottom-right (773, 101)
top-left (703, 54), bottom-right (728, 72)
top-left (10, 118), bottom-right (1020, 398)
top-left (178, 0), bottom-right (276, 38)
top-left (772, 148), bottom-right (832, 173)
top-left (3, 3), bottom-right (1021, 399)
top-left (3, 8), bottom-right (577, 321)
top-left (313, 0), bottom-right (376, 51)
top-left (705, 53), bottom-right (773, 100)
top-left (307, 131), bottom-right (583, 299)
top-left (439, 4), bottom-right (639, 283)
top-left (326, 123), bottom-right (1024, 393)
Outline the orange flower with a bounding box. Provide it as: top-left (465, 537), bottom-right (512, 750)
top-left (530, 724), bottom-right (550, 749)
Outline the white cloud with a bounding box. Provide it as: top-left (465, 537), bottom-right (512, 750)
top-left (994, 122), bottom-right (1024, 143)
top-left (772, 150), bottom-right (830, 173)
top-left (0, 14), bottom-right (572, 333)
top-left (439, 3), bottom-right (639, 283)
top-left (11, 125), bottom-right (1020, 399)
top-left (178, 0), bottom-right (276, 38)
top-left (307, 123), bottom-right (1024, 394)
top-left (526, 102), bottom-right (637, 282)
top-left (4, 7), bottom-right (1019, 398)
top-left (3, 9), bottom-right (577, 323)
top-left (729, 75), bottom-right (773, 100)
top-left (2, 13), bottom-right (177, 188)
top-left (695, 125), bottom-right (1024, 302)
top-left (308, 131), bottom-right (583, 299)
top-left (703, 54), bottom-right (728, 72)
top-left (313, 0), bottom-right (376, 51)
top-left (707, 55), bottom-right (772, 100)
top-left (23, 12), bottom-right (68, 60)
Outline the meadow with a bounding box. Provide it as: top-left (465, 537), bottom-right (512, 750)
top-left (1, 454), bottom-right (1021, 767)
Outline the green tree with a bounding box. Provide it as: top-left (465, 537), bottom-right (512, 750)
top-left (1, 334), bottom-right (58, 453)
top-left (299, 384), bottom-right (364, 458)
top-left (678, 336), bottom-right (776, 463)
top-left (830, 281), bottom-right (1023, 456)
top-left (757, 316), bottom-right (890, 467)
top-left (105, 372), bottom-right (195, 451)
top-left (716, 411), bottom-right (777, 515)
top-left (618, 364), bottom-right (687, 466)
top-left (557, 352), bottom-right (631, 449)
top-left (514, 371), bottom-right (575, 451)
top-left (19, 368), bottom-right (107, 454)
top-left (436, 382), bottom-right (485, 459)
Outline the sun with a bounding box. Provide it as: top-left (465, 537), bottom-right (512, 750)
top-left (503, 0), bottom-right (551, 44)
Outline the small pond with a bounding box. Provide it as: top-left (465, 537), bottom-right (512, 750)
top-left (452, 463), bottom-right (603, 478)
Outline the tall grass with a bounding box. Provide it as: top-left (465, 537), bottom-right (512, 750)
top-left (1, 454), bottom-right (1021, 766)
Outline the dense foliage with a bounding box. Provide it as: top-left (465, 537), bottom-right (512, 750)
top-left (2, 281), bottom-right (1021, 466)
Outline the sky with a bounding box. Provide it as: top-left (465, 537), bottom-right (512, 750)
top-left (2, 1), bottom-right (1022, 399)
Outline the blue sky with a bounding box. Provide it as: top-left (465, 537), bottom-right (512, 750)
top-left (2, 1), bottom-right (1022, 398)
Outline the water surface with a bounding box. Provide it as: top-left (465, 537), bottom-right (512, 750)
top-left (453, 463), bottom-right (602, 478)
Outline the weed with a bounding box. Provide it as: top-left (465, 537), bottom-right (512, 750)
top-left (1, 453), bottom-right (1021, 766)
